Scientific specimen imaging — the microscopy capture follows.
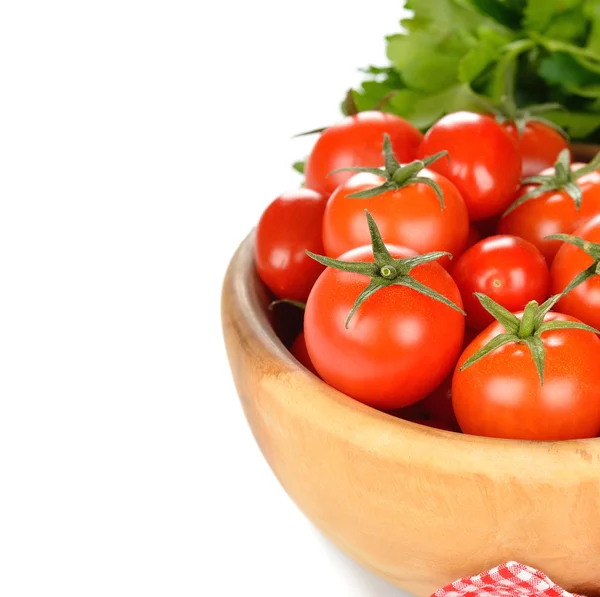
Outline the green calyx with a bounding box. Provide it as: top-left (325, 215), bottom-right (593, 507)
top-left (306, 210), bottom-right (465, 329)
top-left (329, 133), bottom-right (449, 210)
top-left (545, 233), bottom-right (600, 296)
top-left (504, 149), bottom-right (600, 216)
top-left (475, 64), bottom-right (568, 141)
top-left (460, 293), bottom-right (599, 385)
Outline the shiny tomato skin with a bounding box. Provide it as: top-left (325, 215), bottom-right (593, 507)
top-left (451, 235), bottom-right (549, 331)
top-left (322, 170), bottom-right (469, 266)
top-left (453, 312), bottom-right (600, 440)
top-left (304, 245), bottom-right (465, 410)
top-left (304, 112), bottom-right (423, 197)
top-left (502, 120), bottom-right (569, 179)
top-left (550, 214), bottom-right (600, 330)
top-left (255, 189), bottom-right (327, 302)
top-left (290, 331), bottom-right (319, 376)
top-left (498, 165), bottom-right (600, 264)
top-left (417, 112), bottom-right (521, 221)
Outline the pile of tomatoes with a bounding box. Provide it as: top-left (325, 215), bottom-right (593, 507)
top-left (254, 109), bottom-right (600, 441)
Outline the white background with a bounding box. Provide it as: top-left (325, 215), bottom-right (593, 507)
top-left (1, 1), bottom-right (414, 595)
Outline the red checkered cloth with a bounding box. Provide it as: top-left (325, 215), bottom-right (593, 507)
top-left (432, 562), bottom-right (584, 597)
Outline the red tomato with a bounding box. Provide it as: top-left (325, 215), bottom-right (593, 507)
top-left (289, 331), bottom-right (319, 376)
top-left (304, 112), bottom-right (423, 197)
top-left (498, 165), bottom-right (600, 264)
top-left (322, 171), bottom-right (469, 265)
top-left (550, 214), bottom-right (600, 330)
top-left (419, 328), bottom-right (477, 426)
top-left (304, 245), bottom-right (465, 410)
top-left (255, 189), bottom-right (327, 302)
top-left (452, 312), bottom-right (600, 440)
top-left (417, 112), bottom-right (521, 221)
top-left (501, 120), bottom-right (569, 179)
top-left (451, 235), bottom-right (549, 331)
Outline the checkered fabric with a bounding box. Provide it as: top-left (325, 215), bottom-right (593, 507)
top-left (432, 561), bottom-right (584, 597)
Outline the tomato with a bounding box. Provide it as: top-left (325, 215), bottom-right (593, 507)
top-left (322, 170), bottom-right (468, 265)
top-left (501, 120), bottom-right (569, 179)
top-left (453, 311), bottom-right (600, 441)
top-left (304, 244), bottom-right (465, 410)
top-left (417, 112), bottom-right (521, 221)
top-left (419, 328), bottom-right (477, 426)
top-left (498, 164), bottom-right (600, 264)
top-left (550, 214), bottom-right (600, 330)
top-left (304, 111), bottom-right (423, 197)
top-left (451, 235), bottom-right (549, 331)
top-left (255, 189), bottom-right (327, 302)
top-left (289, 331), bottom-right (319, 376)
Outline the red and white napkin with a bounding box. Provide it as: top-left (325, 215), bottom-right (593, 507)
top-left (432, 562), bottom-right (583, 597)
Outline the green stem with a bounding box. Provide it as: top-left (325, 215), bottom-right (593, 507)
top-left (518, 301), bottom-right (539, 338)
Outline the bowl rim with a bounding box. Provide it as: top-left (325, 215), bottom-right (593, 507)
top-left (223, 230), bottom-right (600, 480)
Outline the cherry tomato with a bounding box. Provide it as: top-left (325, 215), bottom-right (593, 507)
top-left (451, 235), bottom-right (549, 331)
top-left (452, 312), bottom-right (600, 440)
top-left (322, 171), bottom-right (469, 265)
top-left (304, 245), bottom-right (464, 410)
top-left (501, 120), bottom-right (569, 179)
top-left (289, 331), bottom-right (319, 376)
top-left (419, 328), bottom-right (477, 426)
top-left (304, 111), bottom-right (423, 197)
top-left (417, 112), bottom-right (521, 221)
top-left (255, 189), bottom-right (327, 302)
top-left (498, 165), bottom-right (600, 264)
top-left (550, 214), bottom-right (600, 330)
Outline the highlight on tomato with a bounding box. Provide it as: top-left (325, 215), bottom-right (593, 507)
top-left (255, 189), bottom-right (328, 302)
top-left (499, 149), bottom-right (600, 264)
top-left (548, 215), bottom-right (600, 330)
top-left (452, 293), bottom-right (600, 441)
top-left (303, 210), bottom-right (465, 410)
top-left (417, 111), bottom-right (521, 221)
top-left (304, 111), bottom-right (423, 198)
top-left (451, 235), bottom-right (549, 331)
top-left (322, 134), bottom-right (469, 267)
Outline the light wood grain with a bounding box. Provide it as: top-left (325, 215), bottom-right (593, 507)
top-left (221, 232), bottom-right (600, 597)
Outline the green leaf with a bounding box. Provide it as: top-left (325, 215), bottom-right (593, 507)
top-left (538, 53), bottom-right (600, 88)
top-left (544, 9), bottom-right (588, 43)
top-left (585, 0), bottom-right (600, 55)
top-left (524, 0), bottom-right (583, 33)
top-left (292, 160), bottom-right (305, 175)
top-left (459, 39), bottom-right (502, 83)
top-left (461, 0), bottom-right (523, 29)
top-left (543, 109), bottom-right (600, 138)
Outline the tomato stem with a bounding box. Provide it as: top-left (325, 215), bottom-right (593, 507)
top-left (518, 301), bottom-right (538, 338)
top-left (460, 293), bottom-right (600, 385)
top-left (329, 134), bottom-right (449, 209)
top-left (504, 148), bottom-right (600, 216)
top-left (306, 210), bottom-right (465, 328)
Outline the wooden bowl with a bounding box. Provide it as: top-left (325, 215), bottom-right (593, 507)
top-left (222, 143), bottom-right (600, 597)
